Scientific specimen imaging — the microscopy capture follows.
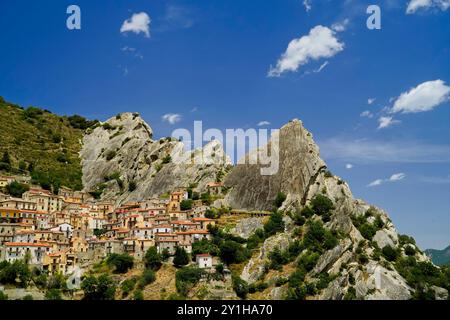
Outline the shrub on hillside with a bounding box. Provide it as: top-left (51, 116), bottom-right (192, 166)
top-left (144, 247), bottom-right (162, 271)
top-left (106, 253), bottom-right (134, 273)
top-left (232, 275), bottom-right (249, 299)
top-left (5, 181), bottom-right (29, 198)
top-left (274, 192), bottom-right (287, 209)
top-left (175, 267), bottom-right (203, 297)
top-left (81, 274), bottom-right (116, 300)
top-left (173, 247), bottom-right (190, 267)
top-left (264, 211), bottom-right (285, 236)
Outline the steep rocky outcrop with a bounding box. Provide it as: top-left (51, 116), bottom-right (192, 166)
top-left (222, 119), bottom-right (445, 300)
top-left (224, 119), bottom-right (325, 211)
top-left (80, 112), bottom-right (231, 203)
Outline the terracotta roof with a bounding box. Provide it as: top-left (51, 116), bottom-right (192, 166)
top-left (153, 224), bottom-right (171, 229)
top-left (192, 218), bottom-right (214, 222)
top-left (207, 182), bottom-right (224, 188)
top-left (171, 220), bottom-right (197, 225)
top-left (47, 251), bottom-right (68, 257)
top-left (176, 230), bottom-right (210, 235)
top-left (196, 253), bottom-right (211, 257)
top-left (5, 242), bottom-right (52, 247)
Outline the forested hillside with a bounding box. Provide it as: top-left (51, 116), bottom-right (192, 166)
top-left (0, 96), bottom-right (97, 192)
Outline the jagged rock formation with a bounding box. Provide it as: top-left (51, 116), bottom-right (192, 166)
top-left (223, 119), bottom-right (447, 300)
top-left (224, 119), bottom-right (325, 211)
top-left (80, 112), bottom-right (231, 203)
top-left (79, 114), bottom-right (447, 300)
top-left (231, 217), bottom-right (265, 239)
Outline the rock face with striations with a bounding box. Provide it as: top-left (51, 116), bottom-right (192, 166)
top-left (80, 112), bottom-right (231, 204)
top-left (223, 119), bottom-right (444, 300)
top-left (224, 119), bottom-right (325, 211)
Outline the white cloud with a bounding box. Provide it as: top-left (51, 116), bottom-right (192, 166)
top-left (331, 19), bottom-right (350, 32)
top-left (368, 179), bottom-right (384, 187)
top-left (190, 107), bottom-right (198, 113)
top-left (378, 116), bottom-right (400, 129)
top-left (303, 0), bottom-right (312, 12)
top-left (368, 173), bottom-right (406, 187)
top-left (389, 173), bottom-right (406, 181)
top-left (121, 46), bottom-right (136, 52)
top-left (319, 137), bottom-right (450, 164)
top-left (368, 98), bottom-right (376, 105)
top-left (360, 110), bottom-right (374, 118)
top-left (120, 12), bottom-right (151, 37)
top-left (314, 61), bottom-right (329, 73)
top-left (345, 163), bottom-right (354, 169)
top-left (162, 113), bottom-right (182, 124)
top-left (268, 25), bottom-right (344, 77)
top-left (406, 0), bottom-right (450, 14)
top-left (391, 80), bottom-right (450, 114)
top-left (257, 121), bottom-right (271, 126)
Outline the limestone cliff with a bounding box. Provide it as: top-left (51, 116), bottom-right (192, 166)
top-left (80, 112), bottom-right (231, 203)
top-left (222, 119), bottom-right (447, 300)
top-left (224, 119), bottom-right (325, 211)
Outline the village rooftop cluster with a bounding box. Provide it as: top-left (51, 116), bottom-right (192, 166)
top-left (0, 175), bottom-right (228, 276)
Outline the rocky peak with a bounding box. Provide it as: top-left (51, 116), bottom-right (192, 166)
top-left (80, 113), bottom-right (230, 204)
top-left (224, 118), bottom-right (325, 211)
top-left (222, 119), bottom-right (445, 300)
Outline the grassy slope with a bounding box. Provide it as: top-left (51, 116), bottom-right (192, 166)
top-left (0, 99), bottom-right (86, 190)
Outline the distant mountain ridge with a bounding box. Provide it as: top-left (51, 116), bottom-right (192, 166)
top-left (426, 246), bottom-right (450, 266)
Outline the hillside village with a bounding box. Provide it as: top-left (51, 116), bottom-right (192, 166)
top-left (0, 173), bottom-right (249, 300)
top-left (0, 102), bottom-right (449, 301)
top-left (0, 175), bottom-right (229, 273)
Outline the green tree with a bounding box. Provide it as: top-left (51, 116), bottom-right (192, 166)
top-left (161, 248), bottom-right (171, 261)
top-left (268, 247), bottom-right (289, 270)
top-left (200, 192), bottom-right (212, 205)
top-left (264, 211), bottom-right (285, 236)
top-left (232, 275), bottom-right (249, 299)
top-left (128, 181), bottom-right (137, 192)
top-left (18, 161), bottom-right (27, 172)
top-left (175, 267), bottom-right (203, 297)
top-left (45, 289), bottom-right (63, 300)
top-left (274, 192), bottom-right (287, 208)
top-left (47, 273), bottom-right (67, 290)
top-left (219, 240), bottom-right (250, 265)
top-left (382, 246), bottom-right (399, 262)
top-left (133, 289), bottom-right (144, 300)
top-left (180, 199), bottom-right (194, 211)
top-left (0, 291), bottom-right (8, 300)
top-left (144, 247), bottom-right (162, 271)
top-left (120, 277), bottom-right (137, 297)
top-left (1, 151), bottom-right (11, 165)
top-left (359, 223), bottom-right (377, 241)
top-left (173, 247), bottom-right (190, 267)
top-left (106, 253), bottom-right (134, 274)
top-left (192, 239), bottom-right (220, 256)
top-left (0, 260), bottom-right (31, 287)
top-left (5, 181), bottom-right (30, 198)
top-left (310, 194), bottom-right (334, 216)
top-left (81, 274), bottom-right (116, 300)
top-left (138, 269), bottom-right (156, 289)
top-left (162, 155), bottom-right (172, 164)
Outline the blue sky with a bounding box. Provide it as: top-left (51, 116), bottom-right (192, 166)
top-left (0, 0), bottom-right (449, 249)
